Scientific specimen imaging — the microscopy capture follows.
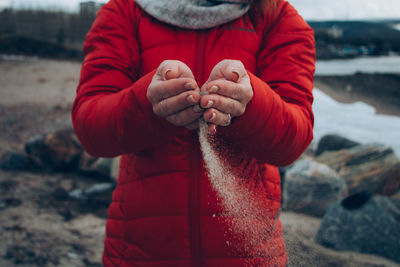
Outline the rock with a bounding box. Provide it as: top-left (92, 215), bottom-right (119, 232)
top-left (375, 195), bottom-right (400, 223)
top-left (25, 127), bottom-right (83, 171)
top-left (5, 242), bottom-right (60, 265)
top-left (379, 166), bottom-right (400, 195)
top-left (82, 258), bottom-right (102, 267)
top-left (283, 159), bottom-right (348, 217)
top-left (340, 190), bottom-right (371, 210)
top-left (78, 152), bottom-right (119, 181)
top-left (110, 156), bottom-right (120, 182)
top-left (78, 152), bottom-right (111, 179)
top-left (316, 134), bottom-right (360, 156)
top-left (68, 183), bottom-right (115, 219)
top-left (390, 192), bottom-right (400, 222)
top-left (69, 183), bottom-right (115, 200)
top-left (85, 184), bottom-right (115, 218)
top-left (391, 190), bottom-right (400, 205)
top-left (0, 198), bottom-right (23, 211)
top-left (52, 188), bottom-right (70, 201)
top-left (0, 150), bottom-right (35, 171)
top-left (315, 144), bottom-right (400, 195)
top-left (316, 193), bottom-right (400, 263)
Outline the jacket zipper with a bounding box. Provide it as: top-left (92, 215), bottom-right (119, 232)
top-left (189, 31), bottom-right (207, 267)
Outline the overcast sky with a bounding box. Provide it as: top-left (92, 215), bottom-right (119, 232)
top-left (290, 0), bottom-right (400, 20)
top-left (1, 0), bottom-right (400, 20)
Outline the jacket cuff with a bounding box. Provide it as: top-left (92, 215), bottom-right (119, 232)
top-left (218, 71), bottom-right (275, 141)
top-left (119, 70), bottom-right (182, 145)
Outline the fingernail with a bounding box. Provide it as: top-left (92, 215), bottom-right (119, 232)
top-left (209, 112), bottom-right (216, 121)
top-left (209, 124), bottom-right (217, 134)
top-left (187, 95), bottom-right (196, 104)
top-left (208, 86), bottom-right (219, 93)
top-left (205, 100), bottom-right (214, 108)
top-left (164, 69), bottom-right (172, 80)
top-left (232, 69), bottom-right (240, 82)
top-left (184, 83), bottom-right (195, 90)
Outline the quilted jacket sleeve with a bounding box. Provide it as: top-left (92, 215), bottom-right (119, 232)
top-left (219, 1), bottom-right (315, 166)
top-left (72, 0), bottom-right (180, 157)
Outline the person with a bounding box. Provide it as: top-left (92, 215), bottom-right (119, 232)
top-left (72, 0), bottom-right (315, 266)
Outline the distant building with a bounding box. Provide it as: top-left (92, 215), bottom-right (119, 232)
top-left (392, 23), bottom-right (400, 31)
top-left (314, 25), bottom-right (344, 44)
top-left (0, 8), bottom-right (16, 35)
top-left (80, 1), bottom-right (105, 17)
top-left (326, 26), bottom-right (343, 39)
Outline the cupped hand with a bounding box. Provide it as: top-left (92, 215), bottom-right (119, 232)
top-left (147, 60), bottom-right (203, 130)
top-left (200, 60), bottom-right (253, 133)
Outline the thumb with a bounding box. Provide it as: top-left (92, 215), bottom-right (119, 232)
top-left (208, 59), bottom-right (245, 83)
top-left (223, 68), bottom-right (240, 83)
top-left (158, 60), bottom-right (195, 81)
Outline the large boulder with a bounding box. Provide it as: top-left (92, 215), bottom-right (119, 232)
top-left (1, 127), bottom-right (121, 180)
top-left (283, 159), bottom-right (348, 217)
top-left (78, 152), bottom-right (120, 181)
top-left (68, 183), bottom-right (116, 219)
top-left (315, 134), bottom-right (360, 156)
top-left (392, 190), bottom-right (400, 206)
top-left (111, 156), bottom-right (120, 181)
top-left (379, 167), bottom-right (400, 195)
top-left (315, 144), bottom-right (400, 195)
top-left (25, 128), bottom-right (83, 171)
top-left (375, 195), bottom-right (400, 223)
top-left (0, 150), bottom-right (35, 171)
top-left (316, 193), bottom-right (400, 263)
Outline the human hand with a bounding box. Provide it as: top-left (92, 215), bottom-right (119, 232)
top-left (200, 60), bottom-right (253, 133)
top-left (147, 60), bottom-right (202, 130)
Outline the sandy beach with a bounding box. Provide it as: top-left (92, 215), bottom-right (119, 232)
top-left (0, 57), bottom-right (399, 266)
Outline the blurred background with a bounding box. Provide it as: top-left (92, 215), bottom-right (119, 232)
top-left (0, 0), bottom-right (399, 266)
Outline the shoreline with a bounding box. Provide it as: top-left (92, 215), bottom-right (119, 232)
top-left (315, 73), bottom-right (400, 117)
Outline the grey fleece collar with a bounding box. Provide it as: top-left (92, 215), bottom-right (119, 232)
top-left (135, 0), bottom-right (251, 29)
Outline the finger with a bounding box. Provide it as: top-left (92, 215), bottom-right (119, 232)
top-left (185, 121), bottom-right (200, 130)
top-left (208, 59), bottom-right (246, 82)
top-left (158, 60), bottom-right (195, 80)
top-left (201, 80), bottom-right (245, 102)
top-left (208, 123), bottom-right (217, 134)
top-left (148, 78), bottom-right (199, 103)
top-left (166, 105), bottom-right (203, 127)
top-left (153, 91), bottom-right (200, 117)
top-left (203, 108), bottom-right (232, 127)
top-left (199, 94), bottom-right (244, 117)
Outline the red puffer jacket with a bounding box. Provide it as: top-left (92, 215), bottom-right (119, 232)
top-left (72, 0), bottom-right (315, 266)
